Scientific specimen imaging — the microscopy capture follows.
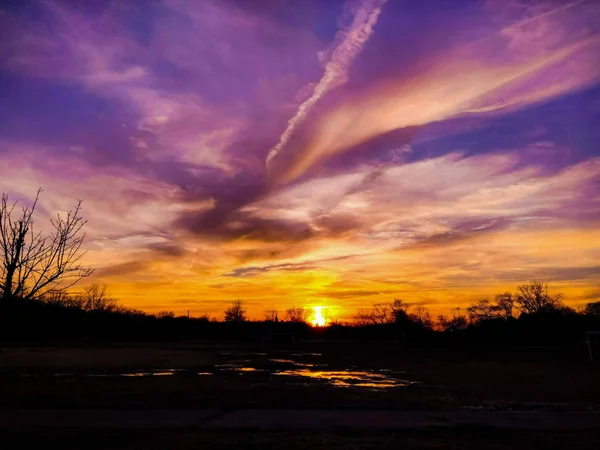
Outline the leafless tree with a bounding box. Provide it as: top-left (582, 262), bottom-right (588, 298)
top-left (438, 308), bottom-right (468, 331)
top-left (495, 292), bottom-right (515, 319)
top-left (224, 299), bottom-right (246, 322)
top-left (353, 308), bottom-right (375, 326)
top-left (409, 305), bottom-right (434, 329)
top-left (40, 290), bottom-right (81, 308)
top-left (77, 284), bottom-right (117, 312)
top-left (584, 301), bottom-right (600, 316)
top-left (264, 309), bottom-right (279, 322)
top-left (390, 298), bottom-right (411, 322)
top-left (372, 303), bottom-right (393, 324)
top-left (514, 282), bottom-right (563, 314)
top-left (156, 310), bottom-right (175, 319)
top-left (0, 189), bottom-right (93, 303)
top-left (285, 306), bottom-right (309, 323)
top-left (466, 299), bottom-right (503, 322)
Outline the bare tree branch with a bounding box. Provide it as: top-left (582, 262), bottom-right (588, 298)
top-left (0, 189), bottom-right (94, 303)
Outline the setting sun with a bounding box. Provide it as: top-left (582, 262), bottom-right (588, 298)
top-left (311, 306), bottom-right (327, 327)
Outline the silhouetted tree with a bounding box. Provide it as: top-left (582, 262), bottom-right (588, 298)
top-left (353, 300), bottom-right (415, 326)
top-left (390, 298), bottom-right (410, 323)
top-left (224, 299), bottom-right (246, 322)
top-left (372, 303), bottom-right (393, 324)
top-left (156, 311), bottom-right (175, 319)
top-left (78, 284), bottom-right (118, 312)
top-left (584, 301), bottom-right (600, 316)
top-left (353, 308), bottom-right (374, 326)
top-left (495, 292), bottom-right (515, 319)
top-left (467, 299), bottom-right (502, 322)
top-left (438, 308), bottom-right (468, 331)
top-left (514, 282), bottom-right (563, 314)
top-left (285, 306), bottom-right (309, 323)
top-left (409, 305), bottom-right (434, 330)
top-left (0, 189), bottom-right (93, 303)
top-left (264, 309), bottom-right (279, 322)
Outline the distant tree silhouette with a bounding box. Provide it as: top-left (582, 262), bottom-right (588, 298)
top-left (0, 189), bottom-right (93, 303)
top-left (584, 301), bottom-right (600, 316)
top-left (495, 292), bottom-right (515, 319)
top-left (224, 299), bottom-right (246, 322)
top-left (390, 298), bottom-right (410, 323)
top-left (353, 308), bottom-right (375, 326)
top-left (264, 309), bottom-right (279, 322)
top-left (285, 306), bottom-right (309, 323)
top-left (438, 308), bottom-right (468, 331)
top-left (156, 311), bottom-right (175, 319)
top-left (467, 299), bottom-right (503, 322)
top-left (514, 282), bottom-right (564, 314)
top-left (77, 284), bottom-right (118, 312)
top-left (409, 305), bottom-right (434, 330)
top-left (371, 303), bottom-right (393, 324)
top-left (352, 300), bottom-right (420, 327)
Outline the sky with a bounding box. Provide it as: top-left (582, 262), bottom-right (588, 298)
top-left (1, 0), bottom-right (599, 321)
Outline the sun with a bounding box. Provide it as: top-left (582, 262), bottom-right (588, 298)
top-left (311, 306), bottom-right (327, 327)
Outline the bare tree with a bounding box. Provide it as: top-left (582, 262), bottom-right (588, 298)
top-left (285, 306), bottom-right (309, 323)
top-left (372, 303), bottom-right (393, 324)
top-left (224, 299), bottom-right (246, 322)
top-left (77, 284), bottom-right (117, 312)
top-left (584, 301), bottom-right (600, 316)
top-left (390, 298), bottom-right (411, 322)
top-left (466, 299), bottom-right (502, 322)
top-left (409, 305), bottom-right (434, 329)
top-left (495, 292), bottom-right (514, 319)
top-left (0, 189), bottom-right (93, 303)
top-left (264, 309), bottom-right (279, 322)
top-left (353, 308), bottom-right (374, 326)
top-left (514, 282), bottom-right (563, 314)
top-left (438, 308), bottom-right (468, 331)
top-left (40, 290), bottom-right (81, 308)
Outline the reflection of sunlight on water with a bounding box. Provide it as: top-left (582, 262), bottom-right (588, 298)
top-left (36, 355), bottom-right (414, 389)
top-left (274, 369), bottom-right (412, 389)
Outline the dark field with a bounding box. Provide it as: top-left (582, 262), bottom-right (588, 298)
top-left (3, 428), bottom-right (600, 450)
top-left (2, 343), bottom-right (599, 449)
top-left (1, 342), bottom-right (598, 410)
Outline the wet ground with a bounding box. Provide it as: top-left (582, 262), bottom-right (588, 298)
top-left (1, 344), bottom-right (598, 412)
top-left (3, 350), bottom-right (417, 389)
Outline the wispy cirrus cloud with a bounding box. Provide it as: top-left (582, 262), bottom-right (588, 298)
top-left (1, 0), bottom-right (599, 317)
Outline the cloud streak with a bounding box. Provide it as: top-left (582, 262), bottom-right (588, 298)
top-left (1, 0), bottom-right (599, 318)
top-left (266, 0), bottom-right (387, 171)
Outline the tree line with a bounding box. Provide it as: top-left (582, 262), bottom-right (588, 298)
top-left (2, 190), bottom-right (600, 346)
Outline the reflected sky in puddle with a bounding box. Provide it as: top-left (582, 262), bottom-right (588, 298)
top-left (273, 369), bottom-right (413, 389)
top-left (13, 353), bottom-right (415, 388)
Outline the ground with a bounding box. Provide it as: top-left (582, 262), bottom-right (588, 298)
top-left (1, 342), bottom-right (598, 448)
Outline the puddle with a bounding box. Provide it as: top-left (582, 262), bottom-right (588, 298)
top-left (8, 352), bottom-right (415, 389)
top-left (273, 369), bottom-right (413, 389)
top-left (81, 369), bottom-right (183, 378)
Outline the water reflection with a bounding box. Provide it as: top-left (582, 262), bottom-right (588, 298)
top-left (11, 352), bottom-right (415, 389)
top-left (274, 369), bottom-right (412, 389)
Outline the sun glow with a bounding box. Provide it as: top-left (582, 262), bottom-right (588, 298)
top-left (311, 306), bottom-right (327, 327)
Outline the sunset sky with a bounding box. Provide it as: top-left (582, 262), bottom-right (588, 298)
top-left (1, 0), bottom-right (599, 320)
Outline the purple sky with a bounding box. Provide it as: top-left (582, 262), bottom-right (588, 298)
top-left (1, 0), bottom-right (599, 319)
